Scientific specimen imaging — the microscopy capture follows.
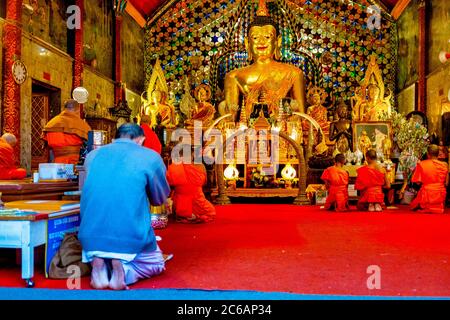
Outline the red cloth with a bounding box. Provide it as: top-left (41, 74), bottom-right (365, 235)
top-left (321, 166), bottom-right (349, 211)
top-left (167, 163), bottom-right (216, 223)
top-left (44, 132), bottom-right (83, 164)
top-left (141, 124), bottom-right (162, 154)
top-left (0, 138), bottom-right (27, 180)
top-left (410, 159), bottom-right (449, 214)
top-left (355, 165), bottom-right (386, 209)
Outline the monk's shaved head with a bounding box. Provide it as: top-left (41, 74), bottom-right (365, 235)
top-left (365, 149), bottom-right (378, 161)
top-left (2, 133), bottom-right (17, 147)
top-left (427, 144), bottom-right (439, 158)
top-left (140, 115), bottom-right (152, 125)
top-left (335, 154), bottom-right (346, 164)
top-left (64, 99), bottom-right (80, 111)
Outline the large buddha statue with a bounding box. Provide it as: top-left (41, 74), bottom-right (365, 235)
top-left (223, 0), bottom-right (306, 122)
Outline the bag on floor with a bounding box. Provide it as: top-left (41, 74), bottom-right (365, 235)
top-left (48, 232), bottom-right (91, 279)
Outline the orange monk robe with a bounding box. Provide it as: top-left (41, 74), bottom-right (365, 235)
top-left (410, 159), bottom-right (449, 214)
top-left (355, 166), bottom-right (386, 210)
top-left (0, 138), bottom-right (27, 180)
top-left (141, 124), bottom-right (162, 154)
top-left (43, 110), bottom-right (91, 164)
top-left (166, 163), bottom-right (216, 223)
top-left (321, 166), bottom-right (349, 211)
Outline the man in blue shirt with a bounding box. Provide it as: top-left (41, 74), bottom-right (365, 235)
top-left (79, 123), bottom-right (170, 290)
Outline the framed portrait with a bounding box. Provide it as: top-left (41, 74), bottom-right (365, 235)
top-left (353, 121), bottom-right (393, 156)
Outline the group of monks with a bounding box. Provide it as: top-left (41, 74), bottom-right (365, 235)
top-left (321, 145), bottom-right (449, 214)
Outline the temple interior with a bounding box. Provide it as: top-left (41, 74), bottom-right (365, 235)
top-left (0, 0), bottom-right (450, 299)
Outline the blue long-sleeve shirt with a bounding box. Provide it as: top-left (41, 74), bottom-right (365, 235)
top-left (79, 138), bottom-right (170, 254)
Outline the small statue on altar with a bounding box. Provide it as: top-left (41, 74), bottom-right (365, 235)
top-left (329, 101), bottom-right (352, 154)
top-left (151, 90), bottom-right (177, 128)
top-left (354, 149), bottom-right (364, 165)
top-left (186, 84), bottom-right (216, 127)
top-left (358, 130), bottom-right (373, 159)
top-left (381, 134), bottom-right (392, 160)
top-left (305, 86), bottom-right (330, 142)
top-left (223, 0), bottom-right (306, 121)
top-left (438, 140), bottom-right (448, 161)
top-left (352, 56), bottom-right (392, 121)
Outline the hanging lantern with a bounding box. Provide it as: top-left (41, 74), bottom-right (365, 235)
top-left (281, 163), bottom-right (297, 180)
top-left (224, 163), bottom-right (239, 180)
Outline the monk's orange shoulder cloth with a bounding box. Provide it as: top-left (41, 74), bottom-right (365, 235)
top-left (321, 166), bottom-right (348, 186)
top-left (43, 110), bottom-right (91, 140)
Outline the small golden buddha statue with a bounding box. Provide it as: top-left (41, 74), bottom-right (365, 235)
top-left (223, 0), bottom-right (306, 122)
top-left (188, 84), bottom-right (216, 127)
top-left (352, 56), bottom-right (392, 121)
top-left (329, 101), bottom-right (352, 154)
top-left (151, 90), bottom-right (177, 128)
top-left (304, 86), bottom-right (330, 143)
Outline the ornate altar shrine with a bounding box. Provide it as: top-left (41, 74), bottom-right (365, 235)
top-left (141, 0), bottom-right (400, 205)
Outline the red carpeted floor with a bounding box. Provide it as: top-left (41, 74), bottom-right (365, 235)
top-left (1, 204), bottom-right (450, 297)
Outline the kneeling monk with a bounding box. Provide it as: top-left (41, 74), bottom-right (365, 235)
top-left (321, 153), bottom-right (349, 211)
top-left (167, 157), bottom-right (215, 223)
top-left (0, 133), bottom-right (27, 180)
top-left (355, 149), bottom-right (391, 212)
top-left (410, 144), bottom-right (449, 214)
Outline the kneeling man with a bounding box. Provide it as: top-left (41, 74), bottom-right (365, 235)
top-left (355, 149), bottom-right (391, 212)
top-left (79, 124), bottom-right (170, 290)
top-left (321, 154), bottom-right (349, 212)
top-left (410, 144), bottom-right (449, 213)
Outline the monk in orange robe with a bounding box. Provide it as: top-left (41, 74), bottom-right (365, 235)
top-left (0, 133), bottom-right (27, 180)
top-left (167, 160), bottom-right (215, 223)
top-left (42, 100), bottom-right (91, 164)
top-left (321, 154), bottom-right (349, 211)
top-left (140, 115), bottom-right (162, 154)
top-left (410, 144), bottom-right (449, 214)
top-left (355, 149), bottom-right (391, 212)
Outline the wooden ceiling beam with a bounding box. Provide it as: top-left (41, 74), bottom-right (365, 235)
top-left (391, 0), bottom-right (412, 20)
top-left (125, 1), bottom-right (146, 28)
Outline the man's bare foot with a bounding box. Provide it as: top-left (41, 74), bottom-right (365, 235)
top-left (368, 203), bottom-right (375, 212)
top-left (109, 259), bottom-right (129, 290)
top-left (90, 257), bottom-right (109, 289)
top-left (374, 203), bottom-right (383, 212)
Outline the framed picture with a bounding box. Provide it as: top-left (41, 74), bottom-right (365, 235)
top-left (353, 121), bottom-right (393, 156)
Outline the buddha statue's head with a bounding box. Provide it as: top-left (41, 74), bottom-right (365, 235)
top-left (367, 84), bottom-right (380, 101)
top-left (195, 84), bottom-right (211, 103)
top-left (245, 4), bottom-right (281, 62)
top-left (336, 101), bottom-right (348, 119)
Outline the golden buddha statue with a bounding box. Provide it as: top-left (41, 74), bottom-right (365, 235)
top-left (304, 86), bottom-right (330, 142)
top-left (151, 90), bottom-right (177, 128)
top-left (223, 0), bottom-right (306, 122)
top-left (329, 101), bottom-right (352, 154)
top-left (352, 56), bottom-right (392, 121)
top-left (187, 84), bottom-right (216, 127)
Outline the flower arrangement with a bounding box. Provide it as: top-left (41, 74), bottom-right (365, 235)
top-left (380, 110), bottom-right (430, 171)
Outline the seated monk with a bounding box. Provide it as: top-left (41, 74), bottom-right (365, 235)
top-left (410, 144), bottom-right (449, 214)
top-left (140, 115), bottom-right (162, 154)
top-left (355, 149), bottom-right (391, 212)
top-left (43, 100), bottom-right (91, 164)
top-left (0, 133), bottom-right (27, 180)
top-left (166, 152), bottom-right (215, 223)
top-left (321, 154), bottom-right (349, 212)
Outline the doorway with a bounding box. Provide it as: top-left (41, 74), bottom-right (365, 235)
top-left (31, 81), bottom-right (61, 169)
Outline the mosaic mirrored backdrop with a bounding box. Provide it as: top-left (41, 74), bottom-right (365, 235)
top-left (145, 0), bottom-right (397, 107)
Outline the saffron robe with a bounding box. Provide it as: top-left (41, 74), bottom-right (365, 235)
top-left (141, 124), bottom-right (162, 154)
top-left (321, 166), bottom-right (349, 211)
top-left (410, 159), bottom-right (448, 214)
top-left (355, 165), bottom-right (386, 209)
top-left (166, 163), bottom-right (216, 223)
top-left (43, 110), bottom-right (91, 164)
top-left (0, 138), bottom-right (27, 180)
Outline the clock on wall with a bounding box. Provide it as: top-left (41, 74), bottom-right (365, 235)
top-left (12, 60), bottom-right (28, 85)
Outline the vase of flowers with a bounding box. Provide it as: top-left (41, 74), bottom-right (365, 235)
top-left (381, 110), bottom-right (430, 202)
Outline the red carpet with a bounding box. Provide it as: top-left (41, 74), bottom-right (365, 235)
top-left (1, 205), bottom-right (450, 297)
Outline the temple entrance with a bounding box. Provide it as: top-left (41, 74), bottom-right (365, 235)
top-left (31, 81), bottom-right (61, 169)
